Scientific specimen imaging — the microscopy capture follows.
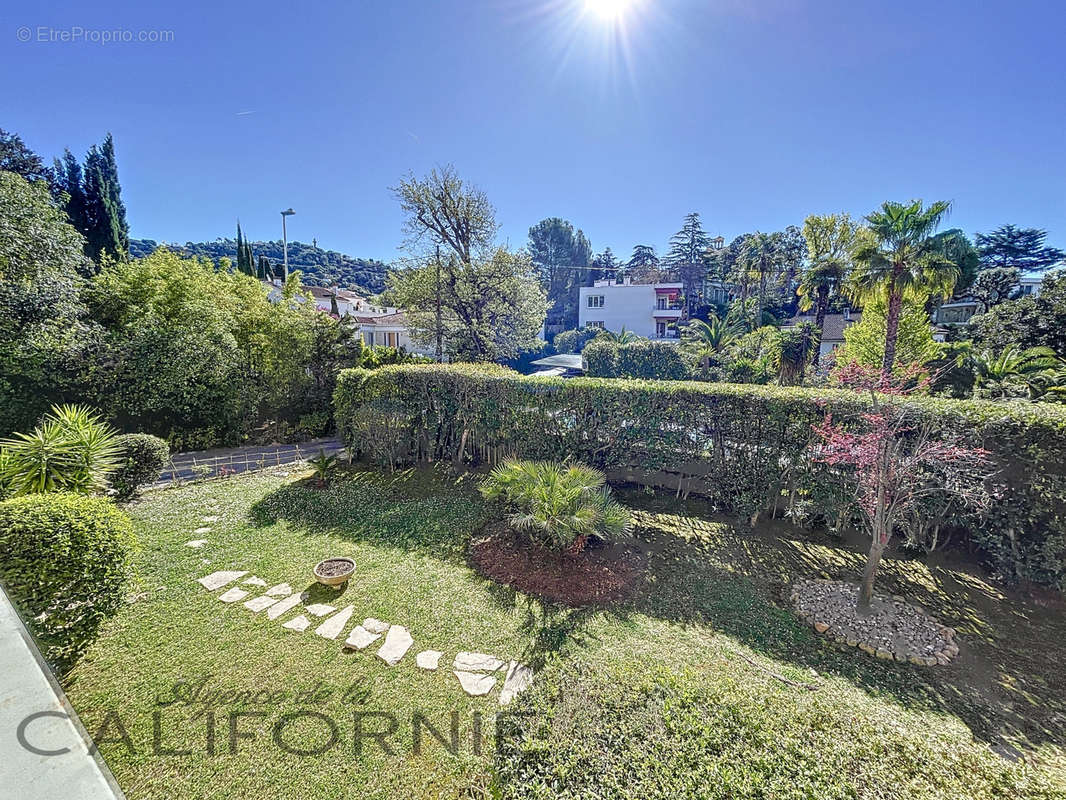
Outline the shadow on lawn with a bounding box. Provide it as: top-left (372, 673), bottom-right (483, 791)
top-left (619, 489), bottom-right (1066, 760)
top-left (248, 466), bottom-right (1066, 759)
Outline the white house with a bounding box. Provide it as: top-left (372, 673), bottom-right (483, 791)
top-left (934, 270), bottom-right (1045, 325)
top-left (352, 311), bottom-right (435, 357)
top-left (784, 310), bottom-right (862, 361)
top-left (578, 279), bottom-right (685, 340)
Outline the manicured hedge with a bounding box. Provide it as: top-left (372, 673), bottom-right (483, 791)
top-left (334, 364), bottom-right (1066, 589)
top-left (584, 338), bottom-right (690, 380)
top-left (0, 493), bottom-right (136, 671)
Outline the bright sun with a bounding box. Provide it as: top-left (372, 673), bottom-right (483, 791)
top-left (585, 0), bottom-right (631, 20)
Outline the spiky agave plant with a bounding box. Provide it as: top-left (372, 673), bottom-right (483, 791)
top-left (480, 460), bottom-right (632, 553)
top-left (0, 404), bottom-right (122, 496)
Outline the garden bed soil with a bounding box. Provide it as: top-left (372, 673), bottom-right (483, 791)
top-left (469, 522), bottom-right (646, 606)
top-left (316, 558), bottom-right (355, 578)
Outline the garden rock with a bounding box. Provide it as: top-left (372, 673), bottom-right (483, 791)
top-left (416, 650), bottom-right (442, 670)
top-left (304, 603), bottom-right (336, 617)
top-left (454, 652), bottom-right (504, 673)
top-left (282, 615), bottom-right (311, 632)
top-left (315, 606), bottom-right (354, 640)
top-left (454, 671), bottom-right (496, 696)
top-left (499, 661), bottom-right (533, 705)
top-left (193, 527), bottom-right (211, 535)
top-left (185, 539), bottom-right (208, 548)
top-left (377, 625), bottom-right (413, 666)
top-left (218, 588), bottom-right (249, 603)
top-left (344, 626), bottom-right (381, 650)
top-left (197, 570), bottom-right (247, 590)
top-left (201, 515), bottom-right (219, 523)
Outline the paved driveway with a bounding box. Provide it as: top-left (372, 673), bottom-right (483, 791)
top-left (153, 437), bottom-right (346, 486)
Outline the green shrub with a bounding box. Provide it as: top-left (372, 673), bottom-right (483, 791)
top-left (0, 493), bottom-right (136, 671)
top-left (494, 660), bottom-right (1056, 799)
top-left (334, 363), bottom-right (1066, 589)
top-left (480, 460), bottom-right (631, 552)
top-left (0, 404), bottom-right (123, 496)
top-left (110, 433), bottom-right (169, 498)
top-left (582, 337), bottom-right (618, 377)
top-left (585, 339), bottom-right (690, 380)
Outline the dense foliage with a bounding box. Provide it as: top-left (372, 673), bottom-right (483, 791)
top-left (970, 271), bottom-right (1066, 355)
top-left (129, 237), bottom-right (386, 293)
top-left (0, 492), bottom-right (135, 671)
top-left (110, 433), bottom-right (169, 498)
top-left (335, 364), bottom-right (1066, 588)
top-left (480, 460), bottom-right (631, 551)
top-left (584, 338), bottom-right (690, 380)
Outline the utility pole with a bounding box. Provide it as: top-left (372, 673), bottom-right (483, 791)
top-left (280, 208), bottom-right (295, 281)
top-left (435, 244), bottom-right (443, 362)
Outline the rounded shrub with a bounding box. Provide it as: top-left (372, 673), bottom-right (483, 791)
top-left (111, 433), bottom-right (169, 498)
top-left (0, 493), bottom-right (137, 670)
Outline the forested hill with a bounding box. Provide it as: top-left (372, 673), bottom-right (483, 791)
top-left (129, 238), bottom-right (388, 293)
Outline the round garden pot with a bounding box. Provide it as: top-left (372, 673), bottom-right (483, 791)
top-left (313, 557), bottom-right (355, 590)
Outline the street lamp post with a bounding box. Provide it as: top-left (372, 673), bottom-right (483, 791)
top-left (280, 208), bottom-right (295, 280)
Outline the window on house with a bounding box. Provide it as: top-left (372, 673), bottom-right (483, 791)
top-left (587, 295), bottom-right (605, 308)
top-left (655, 321), bottom-right (667, 338)
top-left (586, 320), bottom-right (605, 329)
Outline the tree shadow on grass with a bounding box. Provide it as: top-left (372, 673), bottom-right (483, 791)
top-left (618, 489), bottom-right (1066, 759)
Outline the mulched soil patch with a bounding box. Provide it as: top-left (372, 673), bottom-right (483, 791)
top-left (469, 522), bottom-right (645, 606)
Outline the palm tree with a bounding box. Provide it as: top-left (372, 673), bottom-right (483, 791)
top-left (799, 213), bottom-right (858, 368)
top-left (796, 262), bottom-right (846, 368)
top-left (972, 346), bottom-right (1057, 397)
top-left (603, 326), bottom-right (640, 344)
top-left (849, 200), bottom-right (959, 377)
top-left (744, 232), bottom-right (778, 330)
top-left (682, 315), bottom-right (739, 376)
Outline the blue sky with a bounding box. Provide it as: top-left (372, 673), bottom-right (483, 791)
top-left (4, 0), bottom-right (1064, 263)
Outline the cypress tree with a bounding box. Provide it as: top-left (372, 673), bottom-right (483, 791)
top-left (81, 134), bottom-right (129, 263)
top-left (51, 149), bottom-right (88, 235)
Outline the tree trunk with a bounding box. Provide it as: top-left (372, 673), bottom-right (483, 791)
top-left (811, 289), bottom-right (829, 369)
top-left (857, 536), bottom-right (885, 613)
top-left (881, 281), bottom-right (903, 379)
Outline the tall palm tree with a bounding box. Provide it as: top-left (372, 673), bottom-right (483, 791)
top-left (849, 200), bottom-right (959, 377)
top-left (796, 262), bottom-right (846, 369)
top-left (744, 232), bottom-right (778, 330)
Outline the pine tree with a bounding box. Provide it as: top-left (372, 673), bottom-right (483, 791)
top-left (666, 212), bottom-right (712, 314)
top-left (257, 255), bottom-right (270, 281)
top-left (51, 149), bottom-right (88, 236)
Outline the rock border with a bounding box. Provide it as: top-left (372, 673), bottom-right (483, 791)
top-left (790, 579), bottom-right (959, 666)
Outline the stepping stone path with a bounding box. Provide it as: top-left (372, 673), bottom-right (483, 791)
top-left (416, 650), bottom-right (442, 670)
top-left (377, 625), bottom-right (414, 666)
top-left (185, 540), bottom-right (208, 549)
top-left (282, 615), bottom-right (311, 632)
top-left (243, 595), bottom-right (279, 613)
top-left (266, 593), bottom-right (306, 620)
top-left (315, 606), bottom-right (354, 640)
top-left (219, 588), bottom-right (249, 603)
top-left (198, 570), bottom-right (247, 591)
top-left (500, 661), bottom-right (533, 706)
top-left (193, 527), bottom-right (212, 535)
top-left (343, 626), bottom-right (382, 651)
top-left (196, 571), bottom-right (533, 703)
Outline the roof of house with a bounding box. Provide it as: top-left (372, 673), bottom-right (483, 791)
top-left (353, 311), bottom-right (408, 326)
top-left (785, 312), bottom-right (861, 342)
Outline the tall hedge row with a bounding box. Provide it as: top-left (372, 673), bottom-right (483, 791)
top-left (334, 364), bottom-right (1066, 589)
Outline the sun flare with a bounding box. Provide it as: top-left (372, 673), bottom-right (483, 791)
top-left (585, 0), bottom-right (632, 21)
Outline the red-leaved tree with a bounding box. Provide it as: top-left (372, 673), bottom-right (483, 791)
top-left (811, 362), bottom-right (993, 611)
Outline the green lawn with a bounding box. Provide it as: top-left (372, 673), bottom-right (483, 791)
top-left (63, 466), bottom-right (1066, 799)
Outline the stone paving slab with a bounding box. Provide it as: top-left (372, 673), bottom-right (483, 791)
top-left (265, 583), bottom-right (293, 597)
top-left (499, 661), bottom-right (533, 705)
top-left (315, 606), bottom-right (354, 640)
top-left (218, 588), bottom-right (249, 603)
top-left (282, 615), bottom-right (311, 632)
top-left (363, 618), bottom-right (389, 634)
top-left (185, 539), bottom-right (208, 548)
top-left (242, 576), bottom-right (267, 586)
top-left (304, 604), bottom-right (336, 617)
top-left (454, 652), bottom-right (504, 673)
top-left (377, 625), bottom-right (414, 666)
top-left (455, 671), bottom-right (496, 696)
top-left (197, 570), bottom-right (247, 590)
top-left (416, 650), bottom-right (443, 670)
top-left (243, 595), bottom-right (279, 613)
top-left (265, 593), bottom-right (305, 620)
top-left (344, 626), bottom-right (382, 650)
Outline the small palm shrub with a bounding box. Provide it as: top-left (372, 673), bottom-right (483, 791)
top-left (0, 492), bottom-right (136, 671)
top-left (111, 433), bottom-right (170, 499)
top-left (0, 404), bottom-right (123, 496)
top-left (480, 460), bottom-right (631, 553)
top-left (308, 449), bottom-right (339, 487)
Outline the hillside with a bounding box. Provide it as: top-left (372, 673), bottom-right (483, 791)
top-left (129, 237), bottom-right (388, 293)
